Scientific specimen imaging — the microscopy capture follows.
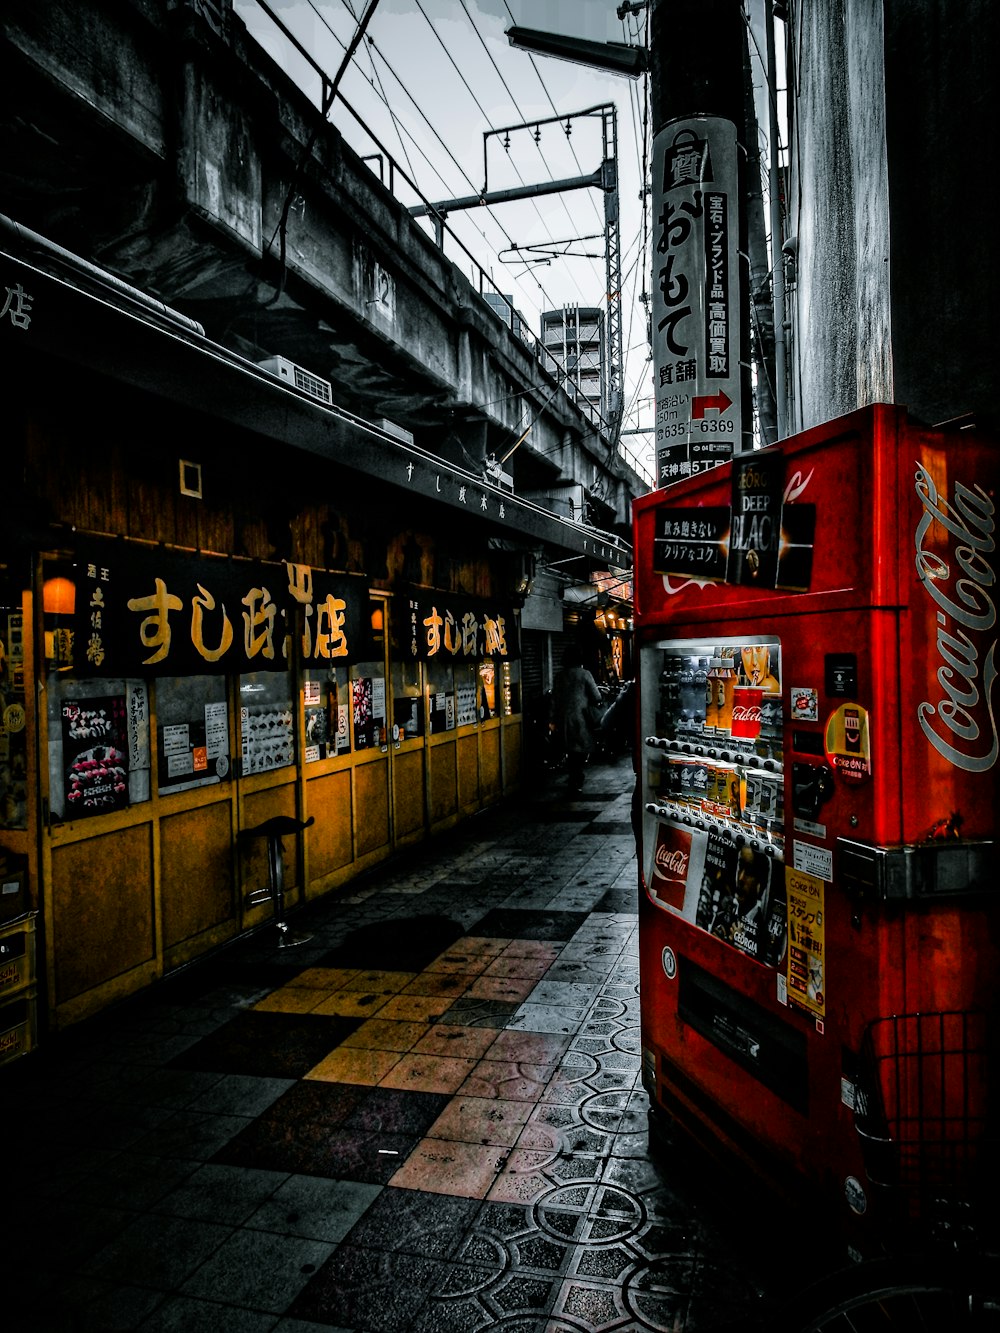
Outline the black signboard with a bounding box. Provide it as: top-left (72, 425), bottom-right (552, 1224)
top-left (727, 453), bottom-right (784, 586)
top-left (652, 506), bottom-right (729, 581)
top-left (71, 544), bottom-right (371, 676)
top-left (397, 592), bottom-right (520, 662)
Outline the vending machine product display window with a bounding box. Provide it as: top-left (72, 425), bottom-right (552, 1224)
top-left (238, 670), bottom-right (294, 775)
top-left (155, 674), bottom-right (230, 794)
top-left (641, 635), bottom-right (786, 967)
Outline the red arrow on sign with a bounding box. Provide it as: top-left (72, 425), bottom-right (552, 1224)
top-left (691, 389), bottom-right (733, 419)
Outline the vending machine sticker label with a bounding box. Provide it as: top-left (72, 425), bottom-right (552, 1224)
top-left (786, 868), bottom-right (826, 1018)
top-left (652, 507), bottom-right (730, 581)
top-left (792, 840), bottom-right (833, 882)
top-left (790, 686), bottom-right (818, 722)
top-left (824, 702), bottom-right (872, 782)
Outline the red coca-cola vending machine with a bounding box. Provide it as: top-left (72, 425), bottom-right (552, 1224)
top-left (633, 404), bottom-right (998, 1256)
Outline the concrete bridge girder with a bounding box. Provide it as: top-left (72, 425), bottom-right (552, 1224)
top-left (1, 0), bottom-right (640, 532)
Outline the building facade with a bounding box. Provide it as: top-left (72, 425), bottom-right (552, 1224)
top-left (0, 0), bottom-right (640, 1037)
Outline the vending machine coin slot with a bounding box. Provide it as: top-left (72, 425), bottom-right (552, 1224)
top-left (792, 761), bottom-right (834, 819)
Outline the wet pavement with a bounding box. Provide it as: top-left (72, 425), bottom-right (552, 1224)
top-left (1, 752), bottom-right (790, 1332)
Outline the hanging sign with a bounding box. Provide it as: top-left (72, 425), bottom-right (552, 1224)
top-left (652, 452), bottom-right (817, 591)
top-left (398, 592), bottom-right (520, 662)
top-left (652, 115), bottom-right (742, 486)
top-left (70, 544), bottom-right (371, 676)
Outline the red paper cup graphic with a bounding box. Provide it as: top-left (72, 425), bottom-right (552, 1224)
top-left (730, 686), bottom-right (762, 740)
top-left (650, 822), bottom-right (692, 911)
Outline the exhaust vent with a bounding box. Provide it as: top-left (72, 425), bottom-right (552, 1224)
top-left (257, 356), bottom-right (332, 405)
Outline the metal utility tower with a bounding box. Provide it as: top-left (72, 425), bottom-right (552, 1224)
top-left (410, 104), bottom-right (624, 437)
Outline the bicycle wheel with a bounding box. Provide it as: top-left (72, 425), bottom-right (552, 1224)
top-left (780, 1255), bottom-right (1000, 1332)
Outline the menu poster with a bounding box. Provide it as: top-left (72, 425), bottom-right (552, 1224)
top-left (159, 700), bottom-right (230, 792)
top-left (353, 676), bottom-right (375, 748)
top-left (372, 677), bottom-right (387, 748)
top-left (456, 683), bottom-right (477, 727)
top-left (63, 696), bottom-right (130, 819)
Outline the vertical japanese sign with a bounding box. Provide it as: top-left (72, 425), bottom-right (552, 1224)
top-left (652, 116), bottom-right (742, 487)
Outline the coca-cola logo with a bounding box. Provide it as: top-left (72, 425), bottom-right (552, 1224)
top-left (914, 463), bottom-right (998, 773)
top-left (654, 844), bottom-right (689, 879)
top-left (732, 704), bottom-right (761, 722)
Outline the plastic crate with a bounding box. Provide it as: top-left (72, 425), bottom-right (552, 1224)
top-left (0, 912), bottom-right (36, 1001)
top-left (0, 987), bottom-right (37, 1067)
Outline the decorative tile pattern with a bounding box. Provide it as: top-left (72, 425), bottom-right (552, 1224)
top-left (7, 755), bottom-right (793, 1332)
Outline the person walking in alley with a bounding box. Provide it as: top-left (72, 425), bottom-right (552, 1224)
top-left (553, 645), bottom-right (603, 792)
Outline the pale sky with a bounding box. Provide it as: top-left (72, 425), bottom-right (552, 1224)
top-left (232, 1), bottom-right (782, 467)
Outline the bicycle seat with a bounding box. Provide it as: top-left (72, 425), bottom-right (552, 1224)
top-left (238, 814), bottom-right (315, 843)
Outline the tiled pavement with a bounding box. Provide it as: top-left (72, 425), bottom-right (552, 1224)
top-left (1, 753), bottom-right (792, 1332)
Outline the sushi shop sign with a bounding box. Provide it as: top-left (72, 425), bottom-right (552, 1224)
top-left (63, 544), bottom-right (371, 676)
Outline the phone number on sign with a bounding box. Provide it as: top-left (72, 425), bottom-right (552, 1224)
top-left (659, 418), bottom-right (736, 439)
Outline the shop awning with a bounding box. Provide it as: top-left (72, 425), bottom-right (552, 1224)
top-left (0, 234), bottom-right (632, 568)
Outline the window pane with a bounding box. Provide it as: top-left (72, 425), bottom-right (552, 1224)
top-left (426, 659), bottom-right (455, 733)
top-left (155, 675), bottom-right (230, 794)
top-left (239, 671), bottom-right (294, 774)
top-left (303, 666), bottom-right (351, 760)
top-left (391, 658), bottom-right (424, 739)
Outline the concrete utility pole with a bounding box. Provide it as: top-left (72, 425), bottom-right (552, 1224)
top-left (648, 0), bottom-right (754, 479)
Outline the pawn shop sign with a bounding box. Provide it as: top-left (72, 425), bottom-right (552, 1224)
top-left (651, 116), bottom-right (743, 488)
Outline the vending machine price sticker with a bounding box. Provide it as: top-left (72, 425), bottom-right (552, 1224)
top-left (792, 840), bottom-right (833, 882)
